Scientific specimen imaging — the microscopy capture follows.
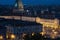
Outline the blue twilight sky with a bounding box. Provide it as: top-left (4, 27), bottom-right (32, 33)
top-left (0, 0), bottom-right (60, 5)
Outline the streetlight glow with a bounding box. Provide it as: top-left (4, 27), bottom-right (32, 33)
top-left (10, 34), bottom-right (16, 39)
top-left (0, 35), bottom-right (3, 39)
top-left (36, 17), bottom-right (40, 23)
top-left (32, 32), bottom-right (35, 36)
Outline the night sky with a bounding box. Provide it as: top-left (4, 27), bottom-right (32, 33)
top-left (0, 0), bottom-right (60, 5)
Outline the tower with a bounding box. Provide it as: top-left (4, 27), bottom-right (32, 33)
top-left (14, 0), bottom-right (24, 12)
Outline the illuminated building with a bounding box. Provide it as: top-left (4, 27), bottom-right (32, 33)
top-left (0, 0), bottom-right (60, 39)
top-left (6, 21), bottom-right (42, 40)
top-left (0, 15), bottom-right (59, 39)
top-left (0, 27), bottom-right (6, 40)
top-left (13, 0), bottom-right (24, 13)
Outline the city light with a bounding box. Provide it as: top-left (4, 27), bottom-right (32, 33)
top-left (36, 17), bottom-right (40, 23)
top-left (6, 34), bottom-right (8, 39)
top-left (40, 32), bottom-right (45, 36)
top-left (54, 32), bottom-right (58, 34)
top-left (32, 32), bottom-right (35, 36)
top-left (0, 35), bottom-right (3, 39)
top-left (26, 10), bottom-right (29, 12)
top-left (0, 0), bottom-right (60, 40)
top-left (10, 34), bottom-right (16, 39)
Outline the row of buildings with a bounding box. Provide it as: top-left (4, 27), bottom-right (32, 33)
top-left (0, 19), bottom-right (42, 40)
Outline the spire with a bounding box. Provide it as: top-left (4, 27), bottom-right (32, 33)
top-left (15, 0), bottom-right (24, 11)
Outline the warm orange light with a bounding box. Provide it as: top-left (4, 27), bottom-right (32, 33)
top-left (36, 17), bottom-right (40, 23)
top-left (6, 35), bottom-right (8, 39)
top-left (11, 34), bottom-right (16, 39)
top-left (40, 32), bottom-right (45, 36)
top-left (54, 32), bottom-right (58, 34)
top-left (32, 32), bottom-right (35, 36)
top-left (0, 35), bottom-right (3, 39)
